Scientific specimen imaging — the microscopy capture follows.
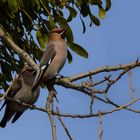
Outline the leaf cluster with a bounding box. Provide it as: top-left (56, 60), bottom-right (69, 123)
top-left (0, 0), bottom-right (111, 89)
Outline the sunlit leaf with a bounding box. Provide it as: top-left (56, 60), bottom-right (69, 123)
top-left (99, 6), bottom-right (106, 19)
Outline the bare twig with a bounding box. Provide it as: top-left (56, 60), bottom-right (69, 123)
top-left (52, 97), bottom-right (140, 118)
top-left (90, 93), bottom-right (95, 114)
top-left (98, 111), bottom-right (103, 140)
top-left (93, 75), bottom-right (111, 87)
top-left (104, 67), bottom-right (133, 93)
top-left (88, 76), bottom-right (95, 114)
top-left (46, 86), bottom-right (57, 140)
top-left (128, 71), bottom-right (133, 99)
top-left (56, 107), bottom-right (73, 140)
top-left (69, 60), bottom-right (140, 82)
top-left (1, 93), bottom-right (140, 118)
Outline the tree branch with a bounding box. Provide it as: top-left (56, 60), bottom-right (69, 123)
top-left (46, 86), bottom-right (57, 140)
top-left (0, 26), bottom-right (39, 71)
top-left (56, 107), bottom-right (73, 140)
top-left (1, 93), bottom-right (140, 119)
top-left (68, 60), bottom-right (140, 82)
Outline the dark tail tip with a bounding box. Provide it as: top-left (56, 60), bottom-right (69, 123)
top-left (0, 120), bottom-right (6, 128)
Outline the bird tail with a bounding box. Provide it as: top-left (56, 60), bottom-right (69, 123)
top-left (12, 111), bottom-right (24, 124)
top-left (0, 118), bottom-right (7, 128)
top-left (32, 66), bottom-right (46, 91)
top-left (0, 107), bottom-right (15, 128)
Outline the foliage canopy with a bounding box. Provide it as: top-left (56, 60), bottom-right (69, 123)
top-left (0, 0), bottom-right (111, 90)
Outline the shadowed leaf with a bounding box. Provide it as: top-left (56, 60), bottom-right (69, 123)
top-left (67, 6), bottom-right (77, 22)
top-left (90, 14), bottom-right (100, 26)
top-left (81, 2), bottom-right (90, 17)
top-left (67, 49), bottom-right (73, 63)
top-left (36, 27), bottom-right (48, 48)
top-left (68, 43), bottom-right (88, 58)
top-left (105, 0), bottom-right (111, 11)
top-left (80, 16), bottom-right (86, 33)
top-left (8, 0), bottom-right (19, 13)
top-left (55, 16), bottom-right (74, 43)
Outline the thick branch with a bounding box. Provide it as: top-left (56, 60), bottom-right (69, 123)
top-left (0, 26), bottom-right (39, 71)
top-left (69, 60), bottom-right (140, 82)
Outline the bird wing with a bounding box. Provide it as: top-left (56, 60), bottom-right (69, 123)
top-left (8, 77), bottom-right (22, 98)
top-left (0, 77), bottom-right (22, 111)
top-left (32, 43), bottom-right (56, 91)
top-left (40, 43), bottom-right (56, 67)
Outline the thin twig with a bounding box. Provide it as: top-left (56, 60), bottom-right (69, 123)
top-left (98, 111), bottom-right (103, 140)
top-left (69, 60), bottom-right (140, 82)
top-left (128, 71), bottom-right (133, 100)
top-left (46, 88), bottom-right (57, 140)
top-left (52, 97), bottom-right (140, 118)
top-left (88, 76), bottom-right (95, 114)
top-left (56, 107), bottom-right (73, 140)
top-left (0, 93), bottom-right (140, 118)
top-left (92, 75), bottom-right (111, 87)
top-left (104, 67), bottom-right (133, 94)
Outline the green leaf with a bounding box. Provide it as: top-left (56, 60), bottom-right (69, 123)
top-left (8, 0), bottom-right (19, 13)
top-left (105, 0), bottom-right (111, 11)
top-left (90, 14), bottom-right (100, 26)
top-left (67, 49), bottom-right (73, 63)
top-left (89, 0), bottom-right (102, 6)
top-left (80, 16), bottom-right (86, 33)
top-left (31, 0), bottom-right (40, 11)
top-left (49, 16), bottom-right (55, 29)
top-left (81, 2), bottom-right (90, 17)
top-left (68, 43), bottom-right (88, 58)
top-left (1, 61), bottom-right (12, 82)
top-left (55, 16), bottom-right (74, 43)
top-left (21, 11), bottom-right (33, 32)
top-left (36, 27), bottom-right (48, 49)
top-left (67, 6), bottom-right (77, 22)
top-left (99, 6), bottom-right (106, 19)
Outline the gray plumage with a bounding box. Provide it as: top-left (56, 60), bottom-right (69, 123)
top-left (32, 28), bottom-right (67, 91)
top-left (0, 68), bottom-right (40, 128)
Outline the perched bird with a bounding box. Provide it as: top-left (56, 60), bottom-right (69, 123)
top-left (32, 27), bottom-right (67, 91)
top-left (0, 68), bottom-right (40, 128)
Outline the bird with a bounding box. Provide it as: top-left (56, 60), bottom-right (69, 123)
top-left (32, 27), bottom-right (67, 91)
top-left (0, 67), bottom-right (40, 128)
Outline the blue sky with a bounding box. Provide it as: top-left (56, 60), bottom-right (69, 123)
top-left (1, 0), bottom-right (140, 140)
